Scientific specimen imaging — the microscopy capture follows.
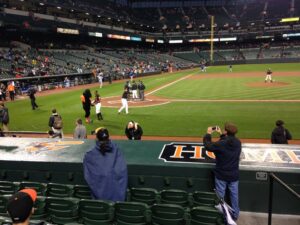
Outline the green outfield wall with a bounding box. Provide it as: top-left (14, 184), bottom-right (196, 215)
top-left (0, 138), bottom-right (299, 214)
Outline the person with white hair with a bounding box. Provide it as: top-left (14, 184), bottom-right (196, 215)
top-left (125, 121), bottom-right (143, 140)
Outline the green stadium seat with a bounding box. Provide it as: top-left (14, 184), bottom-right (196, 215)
top-left (160, 189), bottom-right (191, 207)
top-left (31, 196), bottom-right (47, 220)
top-left (46, 197), bottom-right (79, 224)
top-left (151, 203), bottom-right (187, 225)
top-left (129, 188), bottom-right (159, 205)
top-left (19, 181), bottom-right (47, 196)
top-left (114, 201), bottom-right (151, 225)
top-left (46, 183), bottom-right (74, 197)
top-left (190, 206), bottom-right (225, 225)
top-left (78, 199), bottom-right (114, 225)
top-left (192, 191), bottom-right (218, 207)
top-left (74, 185), bottom-right (92, 199)
top-left (0, 195), bottom-right (11, 217)
top-left (0, 181), bottom-right (17, 195)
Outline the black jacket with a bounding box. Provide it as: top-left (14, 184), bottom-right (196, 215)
top-left (271, 126), bottom-right (292, 144)
top-left (203, 134), bottom-right (241, 182)
top-left (125, 124), bottom-right (143, 140)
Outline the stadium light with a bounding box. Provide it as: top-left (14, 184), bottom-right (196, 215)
top-left (39, 2), bottom-right (44, 6)
top-left (280, 17), bottom-right (299, 23)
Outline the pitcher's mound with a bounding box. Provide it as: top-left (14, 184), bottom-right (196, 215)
top-left (247, 82), bottom-right (290, 88)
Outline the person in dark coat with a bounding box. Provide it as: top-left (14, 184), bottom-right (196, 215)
top-left (28, 87), bottom-right (38, 110)
top-left (203, 122), bottom-right (241, 221)
top-left (81, 89), bottom-right (92, 123)
top-left (125, 121), bottom-right (143, 140)
top-left (271, 120), bottom-right (292, 144)
top-left (83, 127), bottom-right (128, 201)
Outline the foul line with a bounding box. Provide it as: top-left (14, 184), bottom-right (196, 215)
top-left (150, 99), bottom-right (300, 103)
top-left (145, 73), bottom-right (195, 96)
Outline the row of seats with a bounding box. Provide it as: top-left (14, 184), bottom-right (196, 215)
top-left (0, 195), bottom-right (224, 225)
top-left (0, 181), bottom-right (218, 208)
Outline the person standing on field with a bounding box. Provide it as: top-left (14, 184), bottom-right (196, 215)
top-left (74, 118), bottom-right (87, 139)
top-left (265, 68), bottom-right (273, 83)
top-left (94, 90), bottom-right (103, 120)
top-left (0, 102), bottom-right (9, 132)
top-left (27, 87), bottom-right (38, 110)
top-left (271, 120), bottom-right (292, 144)
top-left (81, 89), bottom-right (92, 123)
top-left (118, 89), bottom-right (129, 114)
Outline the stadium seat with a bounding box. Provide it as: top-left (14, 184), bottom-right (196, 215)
top-left (46, 183), bottom-right (74, 197)
top-left (0, 181), bottom-right (17, 195)
top-left (129, 188), bottom-right (159, 205)
top-left (78, 199), bottom-right (114, 225)
top-left (160, 189), bottom-right (191, 207)
top-left (151, 203), bottom-right (187, 225)
top-left (0, 195), bottom-right (11, 217)
top-left (192, 191), bottom-right (218, 207)
top-left (114, 201), bottom-right (151, 225)
top-left (31, 196), bottom-right (47, 220)
top-left (190, 206), bottom-right (225, 225)
top-left (74, 185), bottom-right (92, 199)
top-left (19, 181), bottom-right (47, 196)
top-left (46, 197), bottom-right (79, 224)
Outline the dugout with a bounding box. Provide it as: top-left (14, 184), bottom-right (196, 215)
top-left (0, 138), bottom-right (299, 215)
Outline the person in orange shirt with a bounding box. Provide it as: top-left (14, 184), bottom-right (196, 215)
top-left (7, 82), bottom-right (15, 101)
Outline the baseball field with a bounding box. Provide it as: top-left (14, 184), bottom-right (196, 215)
top-left (6, 62), bottom-right (300, 140)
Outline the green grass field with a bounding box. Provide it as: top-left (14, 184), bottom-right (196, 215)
top-left (4, 63), bottom-right (300, 139)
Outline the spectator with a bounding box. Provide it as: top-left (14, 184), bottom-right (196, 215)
top-left (203, 123), bottom-right (241, 221)
top-left (73, 118), bottom-right (87, 139)
top-left (271, 120), bottom-right (292, 144)
top-left (0, 102), bottom-right (9, 132)
top-left (7, 189), bottom-right (37, 225)
top-left (83, 127), bottom-right (128, 201)
top-left (125, 121), bottom-right (143, 140)
top-left (48, 108), bottom-right (63, 138)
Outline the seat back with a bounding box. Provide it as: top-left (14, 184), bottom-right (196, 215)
top-left (31, 196), bottom-right (47, 220)
top-left (151, 204), bottom-right (186, 225)
top-left (160, 189), bottom-right (190, 207)
top-left (0, 181), bottom-right (17, 195)
top-left (0, 195), bottom-right (11, 216)
top-left (115, 201), bottom-right (150, 224)
top-left (79, 199), bottom-right (114, 223)
top-left (130, 188), bottom-right (158, 205)
top-left (46, 183), bottom-right (74, 197)
top-left (192, 191), bottom-right (217, 207)
top-left (19, 182), bottom-right (47, 196)
top-left (74, 185), bottom-right (91, 199)
top-left (190, 206), bottom-right (224, 225)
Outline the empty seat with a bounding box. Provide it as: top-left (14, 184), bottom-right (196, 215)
top-left (190, 206), bottom-right (225, 225)
top-left (115, 201), bottom-right (150, 225)
top-left (79, 199), bottom-right (114, 225)
top-left (0, 195), bottom-right (11, 217)
top-left (74, 185), bottom-right (91, 199)
top-left (0, 181), bottom-right (17, 195)
top-left (19, 182), bottom-right (47, 196)
top-left (46, 183), bottom-right (74, 197)
top-left (151, 204), bottom-right (187, 225)
top-left (160, 189), bottom-right (191, 207)
top-left (129, 188), bottom-right (158, 205)
top-left (192, 191), bottom-right (218, 207)
top-left (46, 197), bottom-right (79, 224)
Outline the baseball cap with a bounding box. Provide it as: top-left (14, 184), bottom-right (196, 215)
top-left (7, 189), bottom-right (37, 223)
top-left (95, 127), bottom-right (109, 141)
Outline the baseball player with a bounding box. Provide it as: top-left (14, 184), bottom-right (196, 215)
top-left (118, 89), bottom-right (129, 114)
top-left (265, 68), bottom-right (273, 83)
top-left (97, 70), bottom-right (103, 88)
top-left (131, 81), bottom-right (138, 99)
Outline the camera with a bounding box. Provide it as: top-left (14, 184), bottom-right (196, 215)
top-left (212, 126), bottom-right (218, 131)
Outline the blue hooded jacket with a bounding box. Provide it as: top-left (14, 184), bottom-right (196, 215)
top-left (83, 140), bottom-right (128, 201)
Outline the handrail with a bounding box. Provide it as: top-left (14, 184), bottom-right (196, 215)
top-left (268, 172), bottom-right (300, 225)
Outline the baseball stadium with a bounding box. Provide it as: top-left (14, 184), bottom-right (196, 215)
top-left (0, 0), bottom-right (299, 225)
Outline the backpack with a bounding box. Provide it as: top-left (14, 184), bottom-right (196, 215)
top-left (53, 115), bottom-right (63, 129)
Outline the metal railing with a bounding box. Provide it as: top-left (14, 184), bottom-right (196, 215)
top-left (268, 172), bottom-right (300, 225)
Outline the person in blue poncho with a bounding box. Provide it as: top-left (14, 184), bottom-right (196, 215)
top-left (83, 127), bottom-right (128, 201)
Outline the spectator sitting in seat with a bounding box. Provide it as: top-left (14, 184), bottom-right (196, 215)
top-left (7, 189), bottom-right (38, 225)
top-left (83, 127), bottom-right (128, 201)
